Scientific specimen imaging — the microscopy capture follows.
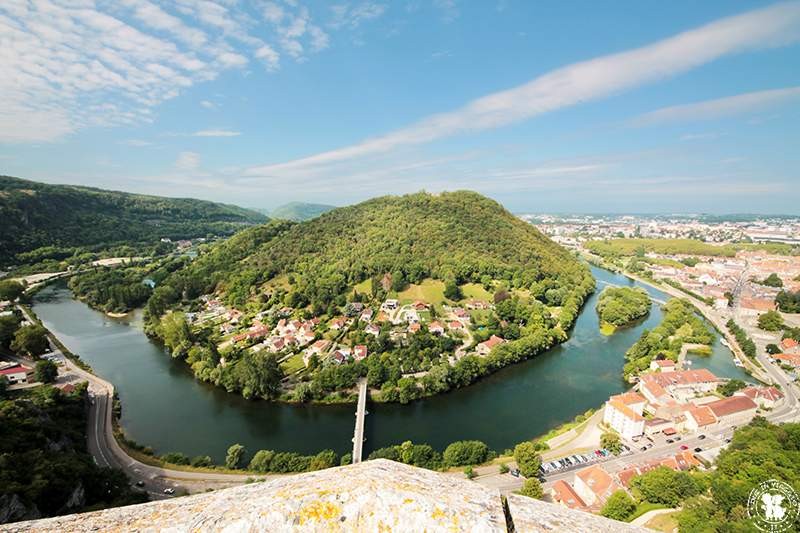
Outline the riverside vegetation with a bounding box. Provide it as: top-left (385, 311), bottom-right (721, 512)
top-left (623, 299), bottom-right (714, 379)
top-left (143, 191), bottom-right (595, 403)
top-left (595, 286), bottom-right (651, 332)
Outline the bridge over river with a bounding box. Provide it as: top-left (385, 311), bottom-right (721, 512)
top-left (352, 378), bottom-right (368, 463)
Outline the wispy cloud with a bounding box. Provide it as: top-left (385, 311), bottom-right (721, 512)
top-left (200, 100), bottom-right (217, 110)
top-left (633, 86), bottom-right (800, 126)
top-left (175, 151), bottom-right (200, 171)
top-left (193, 129), bottom-right (241, 137)
top-left (679, 132), bottom-right (721, 141)
top-left (0, 0), bottom-right (382, 143)
top-left (120, 139), bottom-right (153, 147)
top-left (246, 2), bottom-right (800, 178)
top-left (329, 2), bottom-right (387, 30)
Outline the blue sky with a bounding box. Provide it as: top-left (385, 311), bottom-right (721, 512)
top-left (1, 1), bottom-right (799, 213)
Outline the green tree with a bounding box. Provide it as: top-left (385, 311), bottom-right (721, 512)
top-left (600, 432), bottom-right (622, 455)
top-left (0, 280), bottom-right (25, 301)
top-left (308, 449), bottom-right (337, 471)
top-left (760, 273), bottom-right (783, 288)
top-left (248, 450), bottom-right (275, 472)
top-left (719, 379), bottom-right (746, 397)
top-left (517, 478), bottom-right (544, 499)
top-left (443, 440), bottom-right (490, 467)
top-left (757, 310), bottom-right (784, 332)
top-left (630, 467), bottom-right (702, 507)
top-left (34, 359), bottom-right (58, 383)
top-left (601, 490), bottom-right (637, 521)
top-left (10, 324), bottom-right (49, 356)
top-left (235, 351), bottom-right (283, 400)
top-left (766, 343), bottom-right (781, 355)
top-left (443, 279), bottom-right (462, 300)
top-left (0, 376), bottom-right (8, 398)
top-left (464, 465), bottom-right (476, 479)
top-left (225, 443), bottom-right (246, 469)
top-left (513, 441), bottom-right (541, 478)
top-left (0, 314), bottom-right (21, 348)
top-left (161, 452), bottom-right (189, 465)
top-left (190, 455), bottom-right (213, 467)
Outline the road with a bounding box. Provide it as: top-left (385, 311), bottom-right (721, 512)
top-left (10, 305), bottom-right (261, 499)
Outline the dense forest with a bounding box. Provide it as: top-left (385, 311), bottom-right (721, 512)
top-left (623, 298), bottom-right (714, 378)
top-left (268, 202), bottom-right (336, 221)
top-left (595, 286), bottom-right (651, 328)
top-left (148, 191), bottom-right (593, 318)
top-left (0, 175), bottom-right (265, 265)
top-left (0, 385), bottom-right (146, 523)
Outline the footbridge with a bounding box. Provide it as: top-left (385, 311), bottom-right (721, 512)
top-left (351, 378), bottom-right (368, 463)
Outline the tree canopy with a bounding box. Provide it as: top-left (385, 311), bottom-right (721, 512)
top-left (595, 286), bottom-right (651, 327)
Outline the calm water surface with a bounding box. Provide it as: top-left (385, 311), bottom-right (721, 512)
top-left (32, 266), bottom-right (749, 462)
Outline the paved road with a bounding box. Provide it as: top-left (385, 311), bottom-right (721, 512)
top-left (11, 305), bottom-right (263, 499)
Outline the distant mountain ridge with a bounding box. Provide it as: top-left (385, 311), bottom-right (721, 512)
top-left (0, 175), bottom-right (266, 264)
top-left (268, 202), bottom-right (336, 221)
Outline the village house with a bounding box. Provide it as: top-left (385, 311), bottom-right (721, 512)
top-left (573, 465), bottom-right (620, 510)
top-left (330, 348), bottom-right (351, 365)
top-left (649, 359), bottom-right (677, 373)
top-left (428, 321), bottom-right (445, 335)
top-left (0, 364), bottom-right (31, 384)
top-left (365, 323), bottom-right (381, 336)
top-left (780, 338), bottom-right (799, 354)
top-left (603, 392), bottom-right (647, 440)
top-left (408, 322), bottom-right (421, 334)
top-left (382, 299), bottom-right (399, 311)
top-left (683, 406), bottom-right (717, 432)
top-left (736, 386), bottom-right (785, 409)
top-left (771, 353), bottom-right (800, 368)
top-left (359, 308), bottom-right (374, 322)
top-left (476, 335), bottom-right (505, 356)
top-left (307, 339), bottom-right (332, 356)
top-left (706, 395), bottom-right (758, 426)
top-left (448, 320), bottom-right (465, 332)
top-left (549, 480), bottom-right (587, 511)
top-left (639, 369), bottom-right (720, 404)
top-left (412, 301), bottom-right (428, 311)
top-left (329, 317), bottom-right (348, 331)
top-left (353, 345), bottom-right (368, 361)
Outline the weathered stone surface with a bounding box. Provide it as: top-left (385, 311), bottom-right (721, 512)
top-left (506, 494), bottom-right (646, 532)
top-left (3, 460), bottom-right (648, 532)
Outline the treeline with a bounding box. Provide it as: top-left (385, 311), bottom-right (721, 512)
top-left (0, 385), bottom-right (147, 524)
top-left (0, 175), bottom-right (265, 265)
top-left (68, 257), bottom-right (189, 313)
top-left (595, 286), bottom-right (651, 327)
top-left (624, 299), bottom-right (714, 378)
top-left (586, 237), bottom-right (798, 260)
top-left (726, 319), bottom-right (757, 358)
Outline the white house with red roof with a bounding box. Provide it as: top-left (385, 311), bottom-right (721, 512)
top-left (476, 335), bottom-right (505, 356)
top-left (649, 359), bottom-right (677, 373)
top-left (0, 364), bottom-right (31, 384)
top-left (780, 338), bottom-right (799, 354)
top-left (428, 321), bottom-right (445, 335)
top-left (603, 392), bottom-right (647, 439)
top-left (354, 345), bottom-right (368, 361)
top-left (365, 323), bottom-right (381, 336)
top-left (573, 465), bottom-right (620, 510)
top-left (736, 386), bottom-right (785, 409)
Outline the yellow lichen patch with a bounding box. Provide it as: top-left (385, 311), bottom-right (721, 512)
top-left (297, 500), bottom-right (342, 525)
top-left (430, 507), bottom-right (447, 521)
top-left (402, 498), bottom-right (414, 505)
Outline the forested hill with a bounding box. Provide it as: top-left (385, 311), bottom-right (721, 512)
top-left (149, 191), bottom-right (594, 326)
top-left (268, 202), bottom-right (335, 221)
top-left (0, 175), bottom-right (266, 264)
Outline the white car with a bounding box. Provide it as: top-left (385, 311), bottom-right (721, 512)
top-left (163, 488), bottom-right (175, 495)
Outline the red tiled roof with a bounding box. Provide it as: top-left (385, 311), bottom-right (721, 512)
top-left (0, 365), bottom-right (29, 376)
top-left (550, 480), bottom-right (586, 509)
top-left (687, 406), bottom-right (717, 427)
top-left (707, 395), bottom-right (758, 418)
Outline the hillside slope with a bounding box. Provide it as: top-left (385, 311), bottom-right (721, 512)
top-left (151, 191), bottom-right (593, 326)
top-left (269, 202), bottom-right (335, 221)
top-left (0, 176), bottom-right (266, 263)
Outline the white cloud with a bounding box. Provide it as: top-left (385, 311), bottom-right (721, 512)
top-left (0, 0), bottom-right (371, 143)
top-left (200, 100), bottom-right (217, 109)
top-left (175, 151), bottom-right (200, 170)
top-left (329, 3), bottom-right (387, 30)
top-left (193, 129), bottom-right (241, 137)
top-left (632, 86), bottom-right (800, 125)
top-left (120, 139), bottom-right (153, 146)
top-left (245, 2), bottom-right (800, 178)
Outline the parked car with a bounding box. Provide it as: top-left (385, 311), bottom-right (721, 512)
top-left (511, 469), bottom-right (520, 478)
top-left (674, 436), bottom-right (681, 441)
top-left (694, 447), bottom-right (702, 453)
top-left (666, 439), bottom-right (674, 444)
top-left (163, 488), bottom-right (175, 495)
top-left (640, 446), bottom-right (648, 452)
top-left (698, 434), bottom-right (706, 440)
top-left (680, 445), bottom-right (689, 450)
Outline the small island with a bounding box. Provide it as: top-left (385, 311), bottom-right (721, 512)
top-left (595, 286), bottom-right (651, 334)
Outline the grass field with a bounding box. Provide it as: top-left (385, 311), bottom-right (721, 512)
top-left (461, 283), bottom-right (492, 301)
top-left (281, 354), bottom-right (306, 374)
top-left (643, 510), bottom-right (680, 531)
top-left (353, 278), bottom-right (372, 295)
top-left (395, 278), bottom-right (446, 304)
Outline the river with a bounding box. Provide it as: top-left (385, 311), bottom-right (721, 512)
top-left (31, 266), bottom-right (751, 462)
